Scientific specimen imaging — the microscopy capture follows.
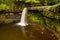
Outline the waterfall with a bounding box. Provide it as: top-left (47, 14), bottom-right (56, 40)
top-left (17, 7), bottom-right (28, 26)
top-left (16, 8), bottom-right (28, 39)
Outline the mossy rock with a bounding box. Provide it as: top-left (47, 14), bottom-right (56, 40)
top-left (42, 6), bottom-right (60, 19)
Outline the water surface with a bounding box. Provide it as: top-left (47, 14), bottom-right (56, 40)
top-left (0, 24), bottom-right (58, 40)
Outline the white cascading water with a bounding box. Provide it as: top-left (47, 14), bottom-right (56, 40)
top-left (17, 8), bottom-right (28, 38)
top-left (17, 7), bottom-right (28, 26)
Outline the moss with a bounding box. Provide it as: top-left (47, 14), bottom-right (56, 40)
top-left (28, 12), bottom-right (40, 23)
top-left (28, 11), bottom-right (60, 33)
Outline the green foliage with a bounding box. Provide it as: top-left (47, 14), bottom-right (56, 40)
top-left (28, 12), bottom-right (40, 23)
top-left (0, 4), bottom-right (9, 11)
top-left (28, 9), bottom-right (60, 33)
top-left (0, 0), bottom-right (15, 5)
top-left (42, 6), bottom-right (60, 19)
top-left (54, 2), bottom-right (60, 6)
top-left (0, 4), bottom-right (15, 12)
top-left (0, 0), bottom-right (59, 11)
top-left (25, 0), bottom-right (40, 3)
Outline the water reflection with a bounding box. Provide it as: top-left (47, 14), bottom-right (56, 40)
top-left (0, 24), bottom-right (58, 40)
